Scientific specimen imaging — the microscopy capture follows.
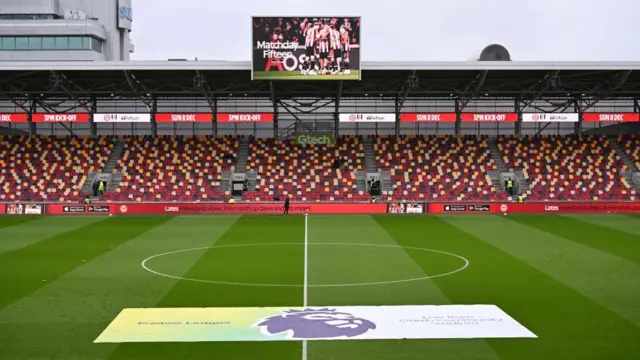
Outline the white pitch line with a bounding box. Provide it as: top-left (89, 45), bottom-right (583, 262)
top-left (302, 213), bottom-right (309, 360)
top-left (141, 243), bottom-right (470, 287)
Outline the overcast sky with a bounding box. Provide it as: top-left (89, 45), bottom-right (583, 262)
top-left (131, 0), bottom-right (640, 61)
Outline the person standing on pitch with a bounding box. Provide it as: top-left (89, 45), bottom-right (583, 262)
top-left (284, 197), bottom-right (290, 215)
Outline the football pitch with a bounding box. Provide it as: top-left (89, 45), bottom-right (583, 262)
top-left (0, 214), bottom-right (639, 359)
top-left (253, 70), bottom-right (360, 80)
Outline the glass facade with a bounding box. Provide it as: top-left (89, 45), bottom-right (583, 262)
top-left (0, 14), bottom-right (58, 20)
top-left (0, 36), bottom-right (103, 52)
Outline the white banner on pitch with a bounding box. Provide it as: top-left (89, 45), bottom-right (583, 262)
top-left (95, 304), bottom-right (537, 343)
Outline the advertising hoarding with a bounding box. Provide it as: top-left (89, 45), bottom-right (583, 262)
top-left (582, 113), bottom-right (639, 123)
top-left (339, 113), bottom-right (395, 123)
top-left (32, 114), bottom-right (89, 123)
top-left (93, 114), bottom-right (151, 123)
top-left (522, 113), bottom-right (579, 122)
top-left (46, 203), bottom-right (386, 215)
top-left (295, 133), bottom-right (333, 145)
top-left (427, 202), bottom-right (640, 214)
top-left (252, 16), bottom-right (361, 80)
top-left (400, 113), bottom-right (457, 123)
top-left (155, 114), bottom-right (211, 123)
top-left (216, 113), bottom-right (274, 123)
top-left (0, 114), bottom-right (28, 123)
top-left (460, 113), bottom-right (518, 122)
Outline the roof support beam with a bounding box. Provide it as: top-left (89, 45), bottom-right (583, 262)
top-left (397, 70), bottom-right (417, 112)
top-left (269, 81), bottom-right (278, 139)
top-left (194, 70), bottom-right (216, 112)
top-left (49, 71), bottom-right (91, 113)
top-left (335, 81), bottom-right (343, 138)
top-left (269, 81), bottom-right (277, 112)
top-left (519, 70), bottom-right (561, 111)
top-left (459, 69), bottom-right (489, 111)
top-left (581, 70), bottom-right (632, 111)
top-left (123, 70), bottom-right (153, 110)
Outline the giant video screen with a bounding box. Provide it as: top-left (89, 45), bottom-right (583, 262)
top-left (252, 16), bottom-right (361, 80)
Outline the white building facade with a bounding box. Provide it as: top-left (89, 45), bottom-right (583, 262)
top-left (0, 0), bottom-right (133, 61)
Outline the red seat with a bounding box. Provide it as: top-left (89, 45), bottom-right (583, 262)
top-left (374, 135), bottom-right (506, 201)
top-left (0, 135), bottom-right (112, 202)
top-left (243, 136), bottom-right (369, 202)
top-left (102, 135), bottom-right (238, 202)
top-left (498, 135), bottom-right (636, 201)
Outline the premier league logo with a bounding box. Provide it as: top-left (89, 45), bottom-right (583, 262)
top-left (254, 308), bottom-right (376, 339)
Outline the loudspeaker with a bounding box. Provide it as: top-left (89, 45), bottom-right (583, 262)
top-left (478, 44), bottom-right (511, 61)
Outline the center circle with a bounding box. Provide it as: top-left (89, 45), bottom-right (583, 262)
top-left (141, 243), bottom-right (469, 287)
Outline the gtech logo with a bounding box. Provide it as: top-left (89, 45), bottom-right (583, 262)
top-left (119, 5), bottom-right (132, 21)
top-left (296, 133), bottom-right (333, 146)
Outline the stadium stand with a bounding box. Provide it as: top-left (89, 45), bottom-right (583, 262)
top-left (0, 135), bottom-right (112, 202)
top-left (102, 136), bottom-right (238, 202)
top-left (374, 135), bottom-right (507, 201)
top-left (1, 134), bottom-right (638, 203)
top-left (618, 134), bottom-right (640, 170)
top-left (498, 135), bottom-right (637, 201)
top-left (243, 136), bottom-right (369, 202)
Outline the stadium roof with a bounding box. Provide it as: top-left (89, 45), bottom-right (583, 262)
top-left (1, 60), bottom-right (639, 99)
top-left (2, 60), bottom-right (640, 71)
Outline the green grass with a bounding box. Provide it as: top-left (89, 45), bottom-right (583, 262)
top-left (0, 214), bottom-right (639, 359)
top-left (253, 70), bottom-right (360, 80)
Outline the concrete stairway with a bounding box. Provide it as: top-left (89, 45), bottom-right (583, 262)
top-left (486, 138), bottom-right (509, 172)
top-left (609, 137), bottom-right (640, 192)
top-left (246, 170), bottom-right (257, 191)
top-left (107, 173), bottom-right (123, 192)
top-left (363, 137), bottom-right (378, 171)
top-left (356, 170), bottom-right (367, 192)
top-left (487, 170), bottom-right (504, 191)
top-left (380, 170), bottom-right (392, 193)
top-left (486, 138), bottom-right (530, 194)
top-left (80, 172), bottom-right (98, 194)
top-left (609, 137), bottom-right (638, 171)
top-left (80, 138), bottom-right (126, 195)
top-left (235, 137), bottom-right (249, 172)
top-left (513, 169), bottom-right (531, 192)
top-left (103, 138), bottom-right (126, 173)
top-left (219, 171), bottom-right (231, 192)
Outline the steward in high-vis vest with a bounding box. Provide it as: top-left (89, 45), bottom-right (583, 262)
top-left (98, 181), bottom-right (105, 195)
top-left (228, 198), bottom-right (236, 204)
top-left (84, 196), bottom-right (91, 204)
top-left (518, 194), bottom-right (524, 203)
top-left (506, 179), bottom-right (514, 196)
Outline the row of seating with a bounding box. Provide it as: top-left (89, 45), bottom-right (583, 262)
top-left (102, 136), bottom-right (238, 202)
top-left (0, 135), bottom-right (637, 202)
top-left (243, 137), bottom-right (369, 202)
top-left (498, 135), bottom-right (636, 201)
top-left (0, 136), bottom-right (111, 202)
top-left (619, 134), bottom-right (640, 170)
top-left (374, 136), bottom-right (506, 201)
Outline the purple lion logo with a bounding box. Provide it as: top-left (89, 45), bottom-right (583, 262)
top-left (254, 308), bottom-right (376, 339)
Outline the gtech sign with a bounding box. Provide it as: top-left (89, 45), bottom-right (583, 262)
top-left (296, 133), bottom-right (333, 146)
top-left (117, 0), bottom-right (132, 30)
